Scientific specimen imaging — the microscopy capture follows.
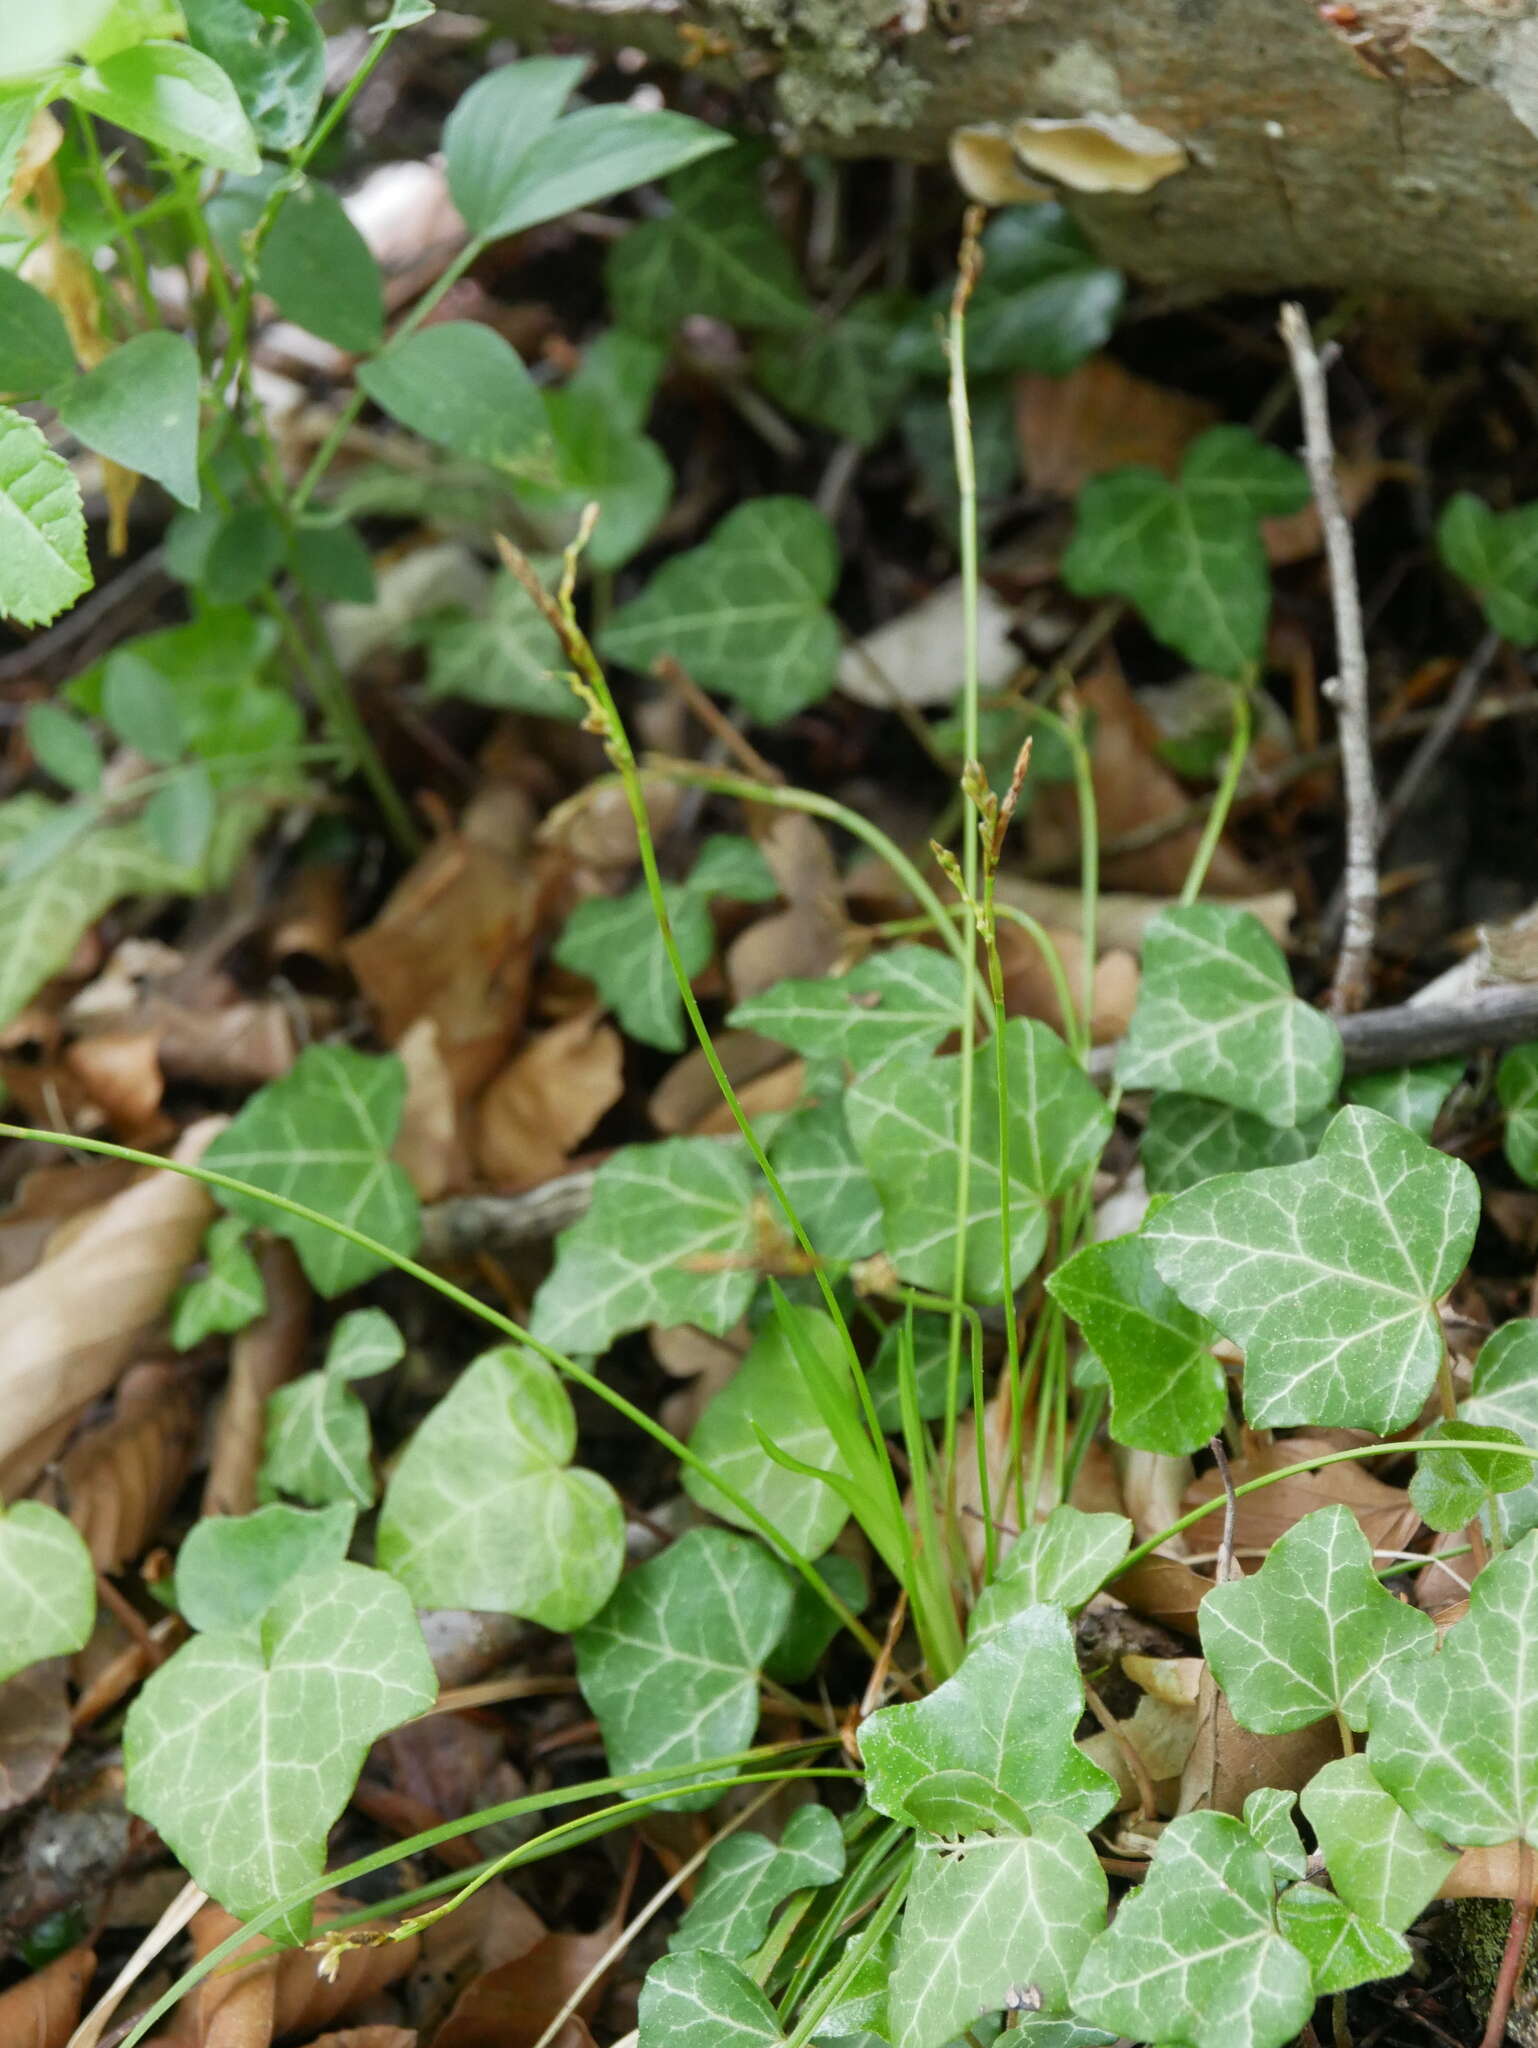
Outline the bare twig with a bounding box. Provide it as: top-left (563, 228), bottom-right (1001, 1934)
top-left (1377, 629), bottom-right (1502, 848)
top-left (1210, 1437), bottom-right (1240, 1584)
top-left (651, 653), bottom-right (783, 785)
top-left (1280, 301), bottom-right (1378, 1014)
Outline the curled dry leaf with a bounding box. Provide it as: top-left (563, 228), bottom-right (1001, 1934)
top-left (0, 1118), bottom-right (218, 1483)
top-left (1016, 356), bottom-right (1217, 496)
top-left (171, 1901), bottom-right (420, 2047)
top-left (1177, 1663), bottom-right (1342, 1819)
top-left (723, 812), bottom-right (845, 1004)
top-left (268, 861), bottom-right (350, 968)
top-left (1109, 1552), bottom-right (1214, 1637)
top-left (202, 1242), bottom-right (311, 1519)
top-left (301, 2031), bottom-right (418, 2047)
top-left (1081, 1687), bottom-right (1201, 1815)
top-left (993, 872), bottom-right (1295, 956)
top-left (537, 774), bottom-right (679, 874)
top-left (1440, 1843), bottom-right (1538, 1903)
top-left (0, 1159), bottom-right (134, 1289)
top-left (404, 1877), bottom-right (545, 2038)
top-left (1117, 1448), bottom-right (1195, 1549)
top-left (1182, 1433), bottom-right (1421, 1564)
top-left (0, 1942), bottom-right (95, 2047)
top-left (394, 1018), bottom-right (470, 1203)
top-left (0, 1659), bottom-right (70, 1813)
top-left (648, 1032), bottom-right (791, 1136)
top-left (476, 1011), bottom-right (624, 1190)
top-left (433, 1924), bottom-right (622, 2048)
top-left (38, 1361), bottom-right (198, 1573)
top-left (62, 1028), bottom-right (166, 1138)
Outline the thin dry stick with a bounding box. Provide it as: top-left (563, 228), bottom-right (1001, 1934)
top-left (1083, 1681), bottom-right (1159, 1824)
top-left (651, 653), bottom-right (785, 786)
top-left (1482, 1838), bottom-right (1536, 2048)
top-left (67, 1878), bottom-right (206, 2048)
top-left (1280, 301), bottom-right (1378, 1014)
top-left (1376, 629), bottom-right (1501, 847)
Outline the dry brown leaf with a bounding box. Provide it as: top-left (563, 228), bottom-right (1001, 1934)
top-left (417, 1611), bottom-right (532, 1691)
top-left (1108, 1552), bottom-right (1213, 1636)
top-left (269, 862), bottom-right (350, 968)
top-left (0, 1120), bottom-right (218, 1483)
top-left (393, 1019), bottom-right (470, 1202)
top-left (154, 999), bottom-right (299, 1091)
top-left (835, 579), bottom-right (1019, 709)
top-left (432, 1926), bottom-right (618, 2048)
top-left (1177, 1664), bottom-right (1342, 1818)
top-left (648, 1032), bottom-right (791, 1136)
top-left (1015, 357), bottom-right (1217, 495)
top-left (71, 1609), bottom-right (182, 1730)
top-left (301, 2031), bottom-right (418, 2048)
top-left (723, 813), bottom-right (845, 1003)
top-left (650, 1323), bottom-right (749, 1380)
top-left (404, 1878), bottom-right (545, 2039)
top-left (1182, 1433), bottom-right (1420, 1563)
top-left (38, 1361), bottom-right (198, 1574)
top-left (0, 1159), bottom-right (136, 1290)
top-left (476, 1012), bottom-right (623, 1190)
top-left (1117, 1449), bottom-right (1194, 1549)
top-left (693, 1061), bottom-right (807, 1135)
top-left (1441, 1843), bottom-right (1538, 1903)
top-left (202, 1242), bottom-right (311, 1518)
top-left (171, 1901), bottom-right (420, 2048)
top-left (537, 775), bottom-right (678, 873)
top-left (0, 1942), bottom-right (95, 2046)
top-left (1081, 1689), bottom-right (1200, 1815)
top-left (62, 1029), bottom-right (166, 1137)
top-left (0, 1660), bottom-right (70, 1813)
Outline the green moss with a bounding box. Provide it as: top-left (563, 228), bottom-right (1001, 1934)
top-left (719, 0), bottom-right (930, 136)
top-left (1438, 1897), bottom-right (1538, 2047)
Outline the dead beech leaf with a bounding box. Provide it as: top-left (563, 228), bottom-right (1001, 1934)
top-left (537, 775), bottom-right (679, 873)
top-left (433, 1925), bottom-right (619, 2048)
top-left (1015, 356), bottom-right (1217, 495)
top-left (0, 1119), bottom-right (218, 1480)
top-left (1081, 1689), bottom-right (1199, 1815)
top-left (202, 1242), bottom-right (311, 1519)
top-left (1182, 1433), bottom-right (1420, 1564)
top-left (0, 1159), bottom-right (135, 1290)
top-left (476, 1011), bottom-right (623, 1190)
top-left (1441, 1843), bottom-right (1538, 1903)
top-left (0, 1942), bottom-right (95, 2046)
top-left (1177, 1664), bottom-right (1341, 1819)
top-left (405, 1877), bottom-right (546, 2038)
top-left (172, 1901), bottom-right (420, 2047)
top-left (394, 1018), bottom-right (469, 1203)
top-left (269, 862), bottom-right (350, 967)
top-left (724, 812), bottom-right (845, 1003)
top-left (38, 1361), bottom-right (198, 1574)
top-left (836, 578), bottom-right (1018, 709)
top-left (62, 1029), bottom-right (165, 1137)
top-left (693, 1060), bottom-right (807, 1135)
top-left (302, 2031), bottom-right (418, 2047)
top-left (992, 874), bottom-right (1294, 956)
top-left (0, 1660), bottom-right (70, 1813)
top-left (648, 1031), bottom-right (791, 1136)
top-left (1109, 1552), bottom-right (1212, 1636)
top-left (996, 921), bottom-right (1138, 1043)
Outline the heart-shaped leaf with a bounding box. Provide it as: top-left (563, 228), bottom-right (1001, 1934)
top-left (0, 1501), bottom-right (95, 1683)
top-left (1146, 1106), bottom-right (1479, 1432)
top-left (442, 55), bottom-right (584, 240)
top-left (56, 332), bottom-right (202, 509)
top-left (638, 1950), bottom-right (782, 2048)
top-left (258, 178), bottom-right (383, 353)
top-left (847, 1019), bottom-right (1111, 1303)
top-left (766, 1099), bottom-right (881, 1262)
top-left (969, 1506), bottom-right (1132, 1648)
top-left (378, 1343), bottom-right (625, 1630)
top-left (1047, 1229), bottom-right (1225, 1454)
top-left (607, 151), bottom-right (811, 339)
top-left (418, 555), bottom-right (571, 718)
top-left (124, 1561), bottom-right (436, 1940)
top-left (1301, 1755), bottom-right (1457, 1930)
top-left (1410, 1419), bottom-right (1531, 1533)
top-left (0, 406), bottom-right (90, 628)
top-left (754, 291), bottom-right (918, 446)
top-left (260, 1307), bottom-right (403, 1509)
top-left (175, 1502), bottom-right (355, 1635)
top-left (573, 1527), bottom-right (792, 1811)
top-left (0, 271), bottom-right (75, 398)
top-left (1275, 1883), bottom-right (1409, 1997)
top-left (171, 1216), bottom-right (265, 1349)
top-left (1344, 1059), bottom-right (1463, 1141)
top-left (1117, 905), bottom-right (1342, 1128)
top-left (1198, 1505), bottom-right (1435, 1734)
top-left (672, 1802), bottom-right (844, 1956)
top-left (1499, 1042), bottom-right (1538, 1185)
top-left (358, 324), bottom-right (549, 469)
top-left (730, 946), bottom-right (965, 1079)
top-left (1438, 492), bottom-right (1538, 645)
top-left (1142, 1092), bottom-right (1317, 1194)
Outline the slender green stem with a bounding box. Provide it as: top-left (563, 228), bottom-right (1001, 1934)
top-left (1181, 682), bottom-right (1253, 906)
top-left (774, 1817), bottom-right (906, 2011)
top-left (75, 112), bottom-right (157, 328)
top-left (782, 1847), bottom-right (913, 2048)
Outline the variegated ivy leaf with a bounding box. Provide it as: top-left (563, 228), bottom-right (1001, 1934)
top-left (530, 1137), bottom-right (759, 1357)
top-left (1437, 491), bottom-right (1538, 644)
top-left (1117, 905), bottom-right (1342, 1129)
top-left (765, 1099), bottom-right (881, 1261)
top-left (969, 1506), bottom-right (1132, 1649)
top-left (1301, 1755), bottom-right (1457, 1931)
top-left (1242, 1787), bottom-right (1307, 1883)
top-left (1071, 1809), bottom-right (1314, 2048)
top-left (1409, 1418), bottom-right (1531, 1534)
top-left (1147, 1106), bottom-right (1479, 1432)
top-left (260, 1307), bottom-right (404, 1509)
top-left (0, 1500), bottom-right (95, 1683)
top-left (1369, 1529), bottom-right (1538, 1848)
top-left (1198, 1505), bottom-right (1435, 1734)
top-left (684, 1305), bottom-right (851, 1556)
top-left (573, 1527), bottom-right (792, 1812)
top-left (847, 1019), bottom-right (1112, 1303)
top-left (1142, 1092), bottom-right (1318, 1194)
top-left (174, 1501), bottom-right (355, 1635)
top-left (893, 1819), bottom-right (1108, 2048)
top-left (170, 1216), bottom-right (266, 1349)
top-left (637, 1949), bottom-right (783, 2048)
top-left (124, 1561), bottom-right (436, 1941)
top-left (754, 291), bottom-right (917, 446)
top-left (862, 1606), bottom-right (1117, 1837)
top-left (1274, 1883), bottom-right (1409, 1998)
top-left (1344, 1059), bottom-right (1463, 1141)
top-left (378, 1344), bottom-right (625, 1630)
top-left (671, 1802), bottom-right (844, 1956)
top-left (1499, 1042), bottom-right (1538, 1185)
top-left (1458, 1317), bottom-right (1538, 1542)
top-left (1046, 1229), bottom-right (1225, 1454)
top-left (203, 1044), bottom-right (420, 1296)
top-left (729, 945), bottom-right (964, 1079)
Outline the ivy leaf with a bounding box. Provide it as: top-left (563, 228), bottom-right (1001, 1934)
top-left (63, 40), bottom-right (261, 174)
top-left (754, 292), bottom-right (917, 446)
top-left (203, 1045), bottom-right (421, 1296)
top-left (519, 385), bottom-right (671, 572)
top-left (358, 324), bottom-right (549, 469)
top-left (847, 1019), bottom-right (1112, 1302)
top-left (1275, 1883), bottom-right (1409, 1997)
top-left (1046, 1230), bottom-right (1225, 1455)
top-left (124, 1561), bottom-right (436, 1941)
top-left (1117, 905), bottom-right (1342, 1128)
top-left (174, 1501), bottom-right (355, 1634)
top-left (170, 1216), bottom-right (265, 1349)
top-left (1198, 1505), bottom-right (1435, 1733)
top-left (730, 946), bottom-right (964, 1079)
top-left (607, 152), bottom-right (811, 338)
top-left (638, 1950), bottom-right (783, 2048)
top-left (1071, 1810), bottom-right (1314, 2048)
top-left (764, 1551), bottom-right (867, 1683)
top-left (1437, 491), bottom-right (1538, 645)
top-left (531, 1137), bottom-right (758, 1356)
top-left (378, 1344), bottom-right (625, 1630)
top-left (684, 1305), bottom-right (851, 1555)
top-left (573, 1527), bottom-right (792, 1812)
top-left (1499, 1043), bottom-right (1538, 1185)
top-left (969, 1507), bottom-right (1132, 1649)
top-left (1458, 1319), bottom-right (1538, 1541)
top-left (598, 498), bottom-right (840, 722)
top-left (1146, 1106), bottom-right (1480, 1432)
top-left (1142, 1092), bottom-right (1317, 1194)
top-left (260, 1308), bottom-right (404, 1509)
top-left (1410, 1419), bottom-right (1531, 1534)
top-left (0, 1501), bottom-right (95, 1683)
top-left (894, 1821), bottom-right (1108, 2048)
top-left (672, 1803), bottom-right (844, 1957)
top-left (1062, 426), bottom-right (1310, 676)
top-left (867, 1313), bottom-right (958, 1429)
top-left (0, 404), bottom-right (91, 627)
top-left (1344, 1059), bottom-right (1462, 1141)
top-left (1243, 1787), bottom-right (1308, 1883)
top-left (418, 555), bottom-right (572, 718)
top-left (862, 1606), bottom-right (1118, 1836)
top-left (766, 1099), bottom-right (882, 1262)
top-left (1301, 1755), bottom-right (1457, 1931)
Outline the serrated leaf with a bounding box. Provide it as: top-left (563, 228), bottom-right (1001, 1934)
top-left (1071, 1809), bottom-right (1314, 2048)
top-left (1301, 1754), bottom-right (1457, 1930)
top-left (684, 1305), bottom-right (852, 1555)
top-left (862, 1606), bottom-right (1118, 1836)
top-left (1062, 426), bottom-right (1310, 675)
top-left (608, 151), bottom-right (811, 338)
top-left (764, 1550), bottom-right (866, 1683)
top-left (730, 946), bottom-right (965, 1079)
top-left (202, 1044), bottom-right (421, 1296)
top-left (175, 1501), bottom-right (355, 1634)
top-left (182, 0), bottom-right (323, 150)
top-left (1275, 1882), bottom-right (1408, 1996)
top-left (170, 1215), bottom-right (265, 1349)
top-left (638, 1950), bottom-right (782, 2048)
top-left (672, 1802), bottom-right (844, 1956)
top-left (124, 1561), bottom-right (435, 1940)
top-left (1437, 491), bottom-right (1538, 644)
top-left (573, 1527), bottom-right (792, 1812)
top-left (56, 331), bottom-right (202, 509)
top-left (847, 1019), bottom-right (1112, 1303)
top-left (358, 324), bottom-right (548, 468)
top-left (0, 1500), bottom-right (95, 1683)
top-left (754, 291), bottom-right (917, 446)
top-left (0, 404), bottom-right (91, 627)
top-left (64, 39), bottom-right (260, 173)
top-left (969, 1507), bottom-right (1132, 1649)
top-left (1344, 1059), bottom-right (1462, 1141)
top-left (1410, 1418), bottom-right (1531, 1533)
top-left (766, 1098), bottom-right (882, 1261)
top-left (1198, 1505), bottom-right (1435, 1734)
top-left (1142, 1091), bottom-right (1318, 1194)
top-left (1499, 1042), bottom-right (1538, 1184)
top-left (378, 1343), bottom-right (625, 1629)
top-left (1146, 1105), bottom-right (1479, 1432)
top-left (1046, 1230), bottom-right (1225, 1454)
top-left (261, 1309), bottom-right (404, 1510)
top-left (258, 178), bottom-right (383, 353)
top-left (0, 270), bottom-right (75, 398)
top-left (1117, 905), bottom-right (1342, 1127)
top-left (531, 1136), bottom-right (758, 1356)
top-left (418, 556), bottom-right (573, 718)
top-left (894, 1821), bottom-right (1107, 2048)
top-left (599, 497), bottom-right (840, 722)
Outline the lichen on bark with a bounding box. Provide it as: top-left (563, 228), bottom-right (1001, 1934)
top-left (716, 0), bottom-right (929, 135)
